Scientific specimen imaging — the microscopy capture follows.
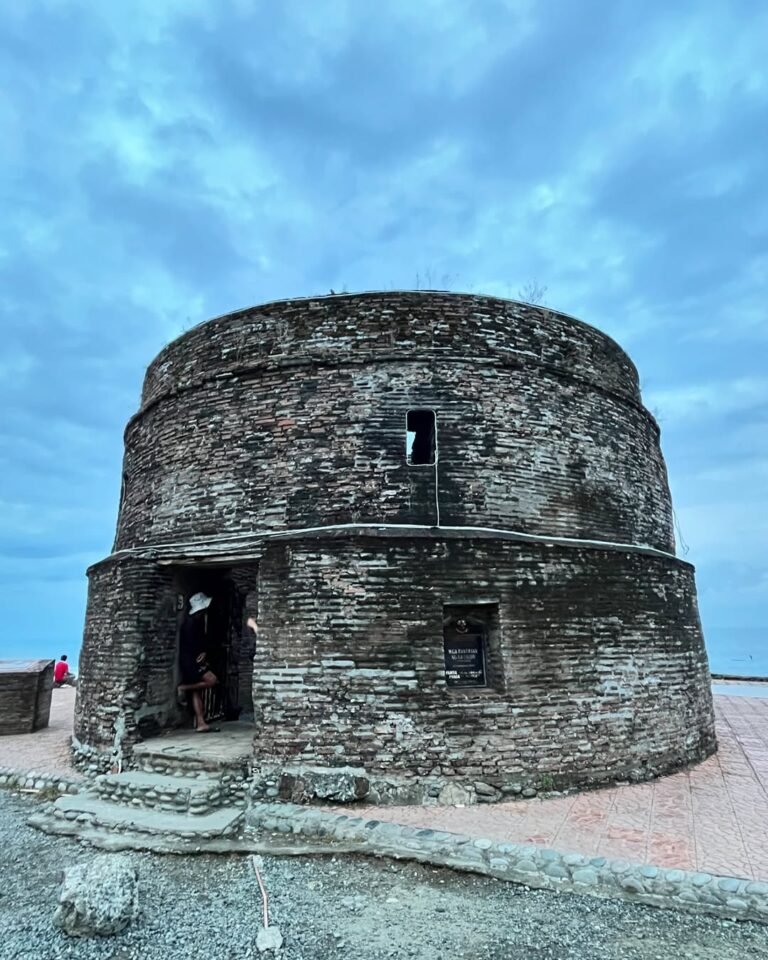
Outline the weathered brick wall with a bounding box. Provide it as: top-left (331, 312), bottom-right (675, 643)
top-left (141, 292), bottom-right (640, 407)
top-left (0, 661), bottom-right (54, 735)
top-left (74, 291), bottom-right (715, 795)
top-left (75, 557), bottom-right (178, 758)
top-left (115, 293), bottom-right (672, 552)
top-left (252, 535), bottom-right (715, 791)
top-left (228, 567), bottom-right (259, 718)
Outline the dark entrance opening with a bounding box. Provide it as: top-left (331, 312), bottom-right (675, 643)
top-left (175, 563), bottom-right (258, 726)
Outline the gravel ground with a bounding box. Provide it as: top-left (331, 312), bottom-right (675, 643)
top-left (1, 793), bottom-right (767, 960)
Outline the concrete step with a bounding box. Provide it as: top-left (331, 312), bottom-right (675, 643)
top-left (44, 792), bottom-right (244, 840)
top-left (94, 770), bottom-right (231, 815)
top-left (132, 723), bottom-right (253, 779)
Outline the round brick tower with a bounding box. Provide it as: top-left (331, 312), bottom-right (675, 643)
top-left (75, 292), bottom-right (716, 802)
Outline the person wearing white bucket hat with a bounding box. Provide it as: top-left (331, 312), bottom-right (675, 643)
top-left (177, 591), bottom-right (219, 732)
top-left (188, 591), bottom-right (211, 615)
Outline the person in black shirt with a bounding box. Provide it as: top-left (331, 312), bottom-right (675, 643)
top-left (177, 592), bottom-right (219, 732)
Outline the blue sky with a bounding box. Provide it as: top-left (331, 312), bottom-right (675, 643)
top-left (1, 0), bottom-right (766, 674)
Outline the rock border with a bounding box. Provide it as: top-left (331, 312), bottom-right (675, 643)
top-left (246, 802), bottom-right (768, 925)
top-left (0, 765), bottom-right (82, 796)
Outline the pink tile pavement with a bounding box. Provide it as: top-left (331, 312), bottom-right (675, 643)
top-left (3, 686), bottom-right (768, 879)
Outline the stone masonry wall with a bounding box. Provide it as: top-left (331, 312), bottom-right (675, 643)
top-left (252, 535), bottom-right (715, 793)
top-left (115, 294), bottom-right (673, 553)
top-left (75, 557), bottom-right (178, 766)
top-left (0, 661), bottom-right (54, 735)
top-left (141, 292), bottom-right (641, 407)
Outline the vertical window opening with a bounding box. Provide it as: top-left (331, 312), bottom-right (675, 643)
top-left (406, 409), bottom-right (436, 465)
top-left (118, 472), bottom-right (128, 512)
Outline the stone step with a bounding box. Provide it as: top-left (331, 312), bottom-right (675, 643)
top-left (132, 724), bottom-right (253, 780)
top-left (94, 771), bottom-right (233, 815)
top-left (46, 793), bottom-right (244, 840)
top-left (132, 750), bottom-right (250, 778)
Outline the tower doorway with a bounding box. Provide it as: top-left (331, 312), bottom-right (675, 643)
top-left (175, 563), bottom-right (258, 726)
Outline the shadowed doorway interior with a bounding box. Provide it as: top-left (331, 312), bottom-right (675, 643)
top-left (174, 564), bottom-right (258, 726)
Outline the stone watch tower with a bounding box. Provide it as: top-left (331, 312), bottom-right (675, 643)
top-left (74, 291), bottom-right (716, 802)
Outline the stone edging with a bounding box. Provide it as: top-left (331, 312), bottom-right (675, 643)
top-left (0, 765), bottom-right (82, 796)
top-left (247, 802), bottom-right (768, 925)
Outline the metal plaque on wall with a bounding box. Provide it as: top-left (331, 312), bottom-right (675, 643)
top-left (444, 632), bottom-right (486, 687)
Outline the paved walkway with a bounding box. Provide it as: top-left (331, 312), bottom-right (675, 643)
top-left (2, 686), bottom-right (768, 879)
top-left (0, 687), bottom-right (82, 778)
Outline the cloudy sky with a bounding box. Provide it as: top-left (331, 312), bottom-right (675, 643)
top-left (1, 0), bottom-right (766, 673)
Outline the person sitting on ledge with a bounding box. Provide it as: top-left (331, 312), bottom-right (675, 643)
top-left (53, 654), bottom-right (77, 688)
top-left (177, 592), bottom-right (220, 733)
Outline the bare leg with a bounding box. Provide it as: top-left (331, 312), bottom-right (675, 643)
top-left (179, 672), bottom-right (219, 731)
top-left (190, 691), bottom-right (209, 732)
top-left (178, 671), bottom-right (219, 694)
top-left (178, 679), bottom-right (213, 692)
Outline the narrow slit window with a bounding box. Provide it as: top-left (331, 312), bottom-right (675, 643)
top-left (118, 472), bottom-right (128, 511)
top-left (406, 409), bottom-right (436, 465)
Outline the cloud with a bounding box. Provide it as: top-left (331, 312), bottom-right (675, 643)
top-left (646, 378), bottom-right (768, 423)
top-left (0, 0), bottom-right (766, 668)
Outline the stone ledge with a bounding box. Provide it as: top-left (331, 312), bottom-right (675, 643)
top-left (245, 802), bottom-right (768, 926)
top-left (27, 810), bottom-right (358, 856)
top-left (45, 792), bottom-right (245, 838)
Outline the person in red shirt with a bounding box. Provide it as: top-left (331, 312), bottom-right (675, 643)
top-left (54, 655), bottom-right (76, 687)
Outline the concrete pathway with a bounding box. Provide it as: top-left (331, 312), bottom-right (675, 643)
top-left (3, 686), bottom-right (768, 879)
